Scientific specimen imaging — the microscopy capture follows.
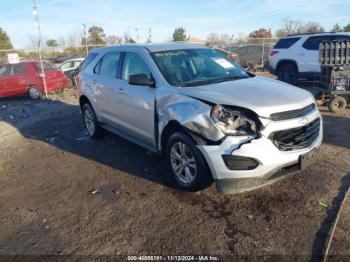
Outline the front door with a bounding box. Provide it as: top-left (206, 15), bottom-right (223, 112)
top-left (116, 52), bottom-right (156, 146)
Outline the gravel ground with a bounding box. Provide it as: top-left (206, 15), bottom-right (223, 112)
top-left (0, 79), bottom-right (349, 259)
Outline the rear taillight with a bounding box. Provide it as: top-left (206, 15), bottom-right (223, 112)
top-left (270, 50), bottom-right (279, 56)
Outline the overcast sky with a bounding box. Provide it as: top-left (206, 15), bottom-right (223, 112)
top-left (1, 0), bottom-right (350, 49)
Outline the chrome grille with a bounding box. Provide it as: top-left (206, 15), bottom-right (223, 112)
top-left (270, 104), bottom-right (316, 121)
top-left (270, 118), bottom-right (320, 151)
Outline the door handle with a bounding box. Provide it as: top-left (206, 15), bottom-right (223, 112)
top-left (116, 88), bottom-right (124, 94)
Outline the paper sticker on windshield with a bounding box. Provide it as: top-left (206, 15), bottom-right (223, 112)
top-left (154, 51), bottom-right (188, 57)
top-left (213, 58), bottom-right (235, 69)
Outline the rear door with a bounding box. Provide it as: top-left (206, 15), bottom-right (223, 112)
top-left (11, 63), bottom-right (29, 94)
top-left (92, 52), bottom-right (124, 128)
top-left (300, 35), bottom-right (333, 73)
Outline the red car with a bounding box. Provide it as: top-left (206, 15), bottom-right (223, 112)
top-left (0, 61), bottom-right (70, 99)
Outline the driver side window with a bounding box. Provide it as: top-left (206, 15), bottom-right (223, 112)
top-left (122, 52), bottom-right (151, 81)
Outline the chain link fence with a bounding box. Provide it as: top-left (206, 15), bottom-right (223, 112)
top-left (0, 38), bottom-right (279, 100)
top-left (210, 38), bottom-right (278, 71)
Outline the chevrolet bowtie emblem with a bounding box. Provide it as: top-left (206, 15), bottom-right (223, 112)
top-left (301, 117), bottom-right (309, 124)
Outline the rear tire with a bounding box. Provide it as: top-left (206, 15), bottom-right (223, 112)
top-left (277, 63), bottom-right (298, 85)
top-left (328, 96), bottom-right (347, 113)
top-left (28, 86), bottom-right (42, 100)
top-left (82, 103), bottom-right (103, 139)
top-left (166, 132), bottom-right (212, 191)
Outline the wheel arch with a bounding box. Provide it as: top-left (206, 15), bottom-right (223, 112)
top-left (79, 95), bottom-right (91, 110)
top-left (276, 59), bottom-right (299, 73)
top-left (160, 120), bottom-right (187, 156)
top-left (26, 84), bottom-right (41, 92)
top-left (160, 120), bottom-right (222, 156)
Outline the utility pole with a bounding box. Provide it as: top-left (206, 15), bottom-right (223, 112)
top-left (83, 23), bottom-right (88, 56)
top-left (134, 28), bottom-right (139, 43)
top-left (32, 0), bottom-right (48, 98)
top-left (147, 28), bottom-right (152, 43)
top-left (228, 34), bottom-right (235, 60)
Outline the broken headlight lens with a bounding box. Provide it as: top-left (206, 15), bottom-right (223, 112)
top-left (210, 105), bottom-right (257, 136)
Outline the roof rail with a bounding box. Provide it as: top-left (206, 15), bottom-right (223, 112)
top-left (286, 32), bottom-right (337, 37)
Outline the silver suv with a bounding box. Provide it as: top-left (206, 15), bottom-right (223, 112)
top-left (78, 43), bottom-right (323, 194)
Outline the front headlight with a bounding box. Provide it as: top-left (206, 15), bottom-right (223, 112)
top-left (210, 105), bottom-right (257, 136)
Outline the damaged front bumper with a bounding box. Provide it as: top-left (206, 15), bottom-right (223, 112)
top-left (197, 110), bottom-right (323, 194)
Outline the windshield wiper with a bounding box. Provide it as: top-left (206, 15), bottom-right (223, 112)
top-left (180, 75), bottom-right (248, 87)
top-left (212, 76), bottom-right (248, 83)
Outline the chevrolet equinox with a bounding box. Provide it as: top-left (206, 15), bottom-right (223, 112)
top-left (77, 43), bottom-right (323, 194)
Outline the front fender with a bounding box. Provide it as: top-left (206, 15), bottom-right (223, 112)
top-left (157, 94), bottom-right (225, 149)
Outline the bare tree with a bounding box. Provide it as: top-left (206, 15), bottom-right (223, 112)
top-left (123, 32), bottom-right (136, 43)
top-left (206, 33), bottom-right (232, 46)
top-left (58, 36), bottom-right (66, 49)
top-left (66, 31), bottom-right (81, 47)
top-left (331, 23), bottom-right (343, 32)
top-left (303, 22), bottom-right (325, 34)
top-left (106, 35), bottom-right (122, 45)
top-left (27, 34), bottom-right (39, 51)
top-left (275, 18), bottom-right (324, 37)
top-left (344, 24), bottom-right (350, 32)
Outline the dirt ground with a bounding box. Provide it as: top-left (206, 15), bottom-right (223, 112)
top-left (0, 76), bottom-right (349, 259)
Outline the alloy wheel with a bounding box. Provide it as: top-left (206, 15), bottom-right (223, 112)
top-left (170, 142), bottom-right (197, 185)
top-left (84, 108), bottom-right (95, 136)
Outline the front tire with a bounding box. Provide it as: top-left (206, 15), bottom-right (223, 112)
top-left (82, 103), bottom-right (103, 139)
top-left (166, 132), bottom-right (212, 191)
top-left (277, 63), bottom-right (298, 85)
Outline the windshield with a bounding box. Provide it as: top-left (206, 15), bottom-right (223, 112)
top-left (152, 48), bottom-right (249, 87)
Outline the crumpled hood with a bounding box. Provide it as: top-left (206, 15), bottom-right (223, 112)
top-left (179, 76), bottom-right (315, 118)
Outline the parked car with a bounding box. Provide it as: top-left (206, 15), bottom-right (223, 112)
top-left (0, 61), bottom-right (70, 99)
top-left (59, 58), bottom-right (84, 84)
top-left (268, 32), bottom-right (350, 84)
top-left (78, 43), bottom-right (323, 194)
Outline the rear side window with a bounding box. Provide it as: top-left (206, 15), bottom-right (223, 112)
top-left (0, 64), bottom-right (12, 76)
top-left (334, 35), bottom-right (350, 41)
top-left (12, 64), bottom-right (27, 74)
top-left (302, 36), bottom-right (333, 50)
top-left (81, 53), bottom-right (98, 71)
top-left (273, 37), bottom-right (300, 49)
top-left (94, 52), bottom-right (121, 78)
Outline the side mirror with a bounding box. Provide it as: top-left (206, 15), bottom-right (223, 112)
top-left (129, 73), bottom-right (155, 87)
